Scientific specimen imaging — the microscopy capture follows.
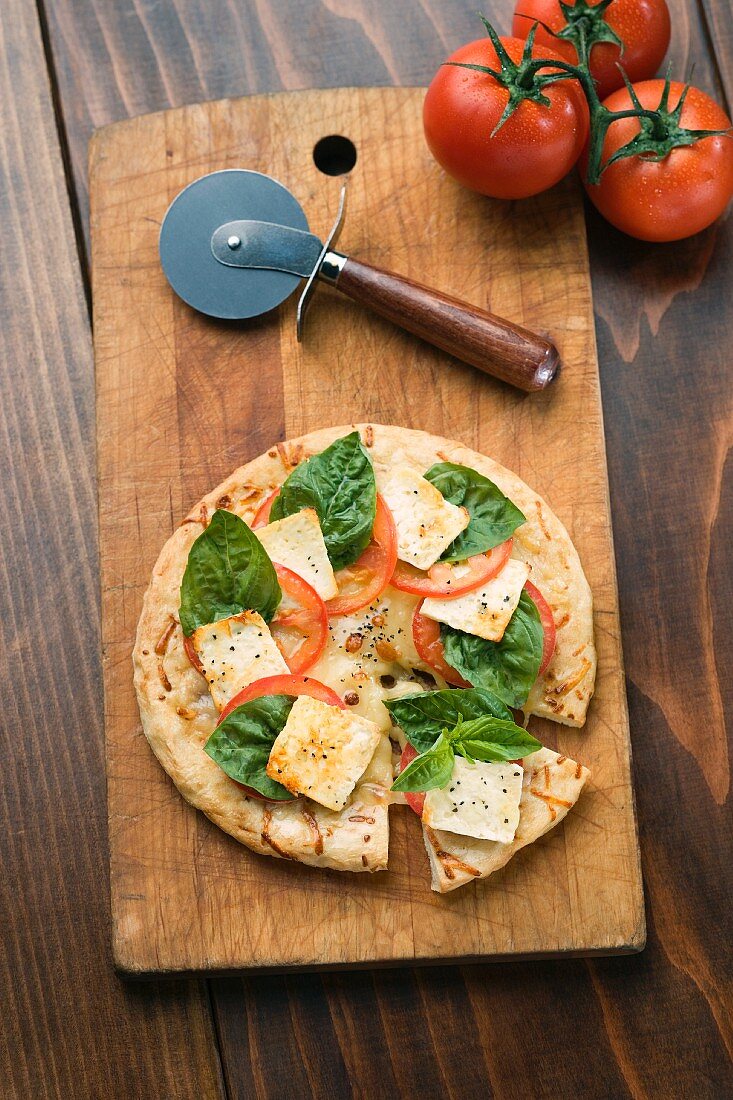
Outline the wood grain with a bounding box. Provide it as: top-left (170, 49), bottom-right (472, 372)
top-left (90, 86), bottom-right (641, 973)
top-left (19, 0), bottom-right (733, 1095)
top-left (43, 0), bottom-right (491, 248)
top-left (0, 2), bottom-right (224, 1098)
top-left (700, 0), bottom-right (733, 102)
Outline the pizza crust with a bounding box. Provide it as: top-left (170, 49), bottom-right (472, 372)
top-left (133, 424), bottom-right (596, 873)
top-left (422, 748), bottom-right (591, 893)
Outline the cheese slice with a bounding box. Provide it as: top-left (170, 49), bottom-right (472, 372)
top-left (422, 756), bottom-right (523, 842)
top-left (191, 611), bottom-right (288, 712)
top-left (266, 695), bottom-right (382, 811)
top-left (420, 559), bottom-right (530, 641)
top-left (381, 467), bottom-right (469, 570)
top-left (255, 508), bottom-right (338, 600)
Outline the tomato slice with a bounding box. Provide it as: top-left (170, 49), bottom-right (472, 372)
top-left (391, 539), bottom-right (513, 598)
top-left (181, 565), bottom-right (326, 679)
top-left (210, 675), bottom-right (339, 802)
top-left (270, 563), bottom-right (327, 674)
top-left (326, 495), bottom-right (398, 617)
top-left (216, 674), bottom-right (345, 802)
top-left (398, 743), bottom-right (426, 816)
top-left (412, 603), bottom-right (471, 688)
top-left (523, 580), bottom-right (556, 676)
top-left (218, 673), bottom-right (345, 723)
top-left (252, 493), bottom-right (398, 619)
top-left (413, 582), bottom-right (557, 690)
top-left (252, 489), bottom-right (279, 529)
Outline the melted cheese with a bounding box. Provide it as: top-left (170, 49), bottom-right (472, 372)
top-left (380, 466), bottom-right (470, 570)
top-left (357, 734), bottom-right (395, 807)
top-left (307, 585), bottom-right (437, 730)
top-left (421, 559), bottom-right (530, 642)
top-left (422, 758), bottom-right (523, 842)
top-left (266, 695), bottom-right (382, 810)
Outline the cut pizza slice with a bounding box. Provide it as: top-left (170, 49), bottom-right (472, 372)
top-left (421, 748), bottom-right (590, 893)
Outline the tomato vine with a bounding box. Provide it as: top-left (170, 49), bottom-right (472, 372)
top-left (449, 11), bottom-right (731, 187)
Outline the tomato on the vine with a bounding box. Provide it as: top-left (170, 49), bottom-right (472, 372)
top-left (583, 80), bottom-right (733, 241)
top-left (512, 0), bottom-right (671, 101)
top-left (423, 33), bottom-right (589, 199)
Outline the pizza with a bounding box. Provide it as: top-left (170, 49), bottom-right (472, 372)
top-left (133, 424), bottom-right (594, 893)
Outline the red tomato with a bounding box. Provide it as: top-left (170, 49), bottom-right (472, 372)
top-left (582, 81), bottom-right (733, 241)
top-left (412, 604), bottom-right (471, 688)
top-left (215, 675), bottom-right (343, 802)
top-left (252, 493), bottom-right (397, 618)
top-left (252, 490), bottom-right (278, 528)
top-left (270, 564), bottom-right (328, 674)
top-left (399, 743), bottom-right (426, 817)
top-left (181, 566), bottom-right (327, 678)
top-left (218, 674), bottom-right (345, 723)
top-left (414, 582), bottom-right (556, 686)
top-left (392, 539), bottom-right (512, 599)
top-left (523, 580), bottom-right (556, 675)
top-left (326, 496), bottom-right (398, 617)
top-left (512, 0), bottom-right (671, 101)
top-left (423, 36), bottom-right (589, 198)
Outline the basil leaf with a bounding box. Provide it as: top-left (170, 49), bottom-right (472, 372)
top-left (385, 687), bottom-right (511, 753)
top-left (391, 733), bottom-right (455, 794)
top-left (204, 694), bottom-right (294, 800)
top-left (270, 432), bottom-right (376, 571)
top-left (424, 462), bottom-right (525, 561)
top-left (179, 509), bottom-right (281, 635)
top-left (441, 590), bottom-right (543, 708)
top-left (450, 716), bottom-right (541, 762)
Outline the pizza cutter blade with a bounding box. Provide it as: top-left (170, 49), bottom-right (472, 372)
top-left (159, 169), bottom-right (560, 392)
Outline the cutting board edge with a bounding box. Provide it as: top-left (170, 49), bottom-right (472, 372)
top-left (108, 839), bottom-right (647, 976)
top-left (113, 919), bottom-right (647, 978)
top-left (87, 84), bottom-right (429, 163)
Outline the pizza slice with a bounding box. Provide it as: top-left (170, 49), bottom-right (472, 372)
top-left (422, 748), bottom-right (590, 893)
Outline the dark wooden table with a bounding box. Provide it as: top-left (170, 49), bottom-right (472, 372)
top-left (1, 2), bottom-right (731, 1097)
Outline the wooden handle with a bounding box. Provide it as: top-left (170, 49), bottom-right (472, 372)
top-left (334, 257), bottom-right (559, 392)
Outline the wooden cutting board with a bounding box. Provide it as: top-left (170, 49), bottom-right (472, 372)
top-left (90, 87), bottom-right (644, 975)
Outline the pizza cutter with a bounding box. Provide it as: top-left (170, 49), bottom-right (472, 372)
top-left (159, 169), bottom-right (559, 392)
